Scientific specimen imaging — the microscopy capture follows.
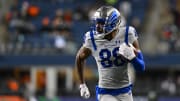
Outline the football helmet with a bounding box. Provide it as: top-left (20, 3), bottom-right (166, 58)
top-left (92, 6), bottom-right (121, 37)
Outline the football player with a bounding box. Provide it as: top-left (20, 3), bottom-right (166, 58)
top-left (75, 6), bottom-right (145, 101)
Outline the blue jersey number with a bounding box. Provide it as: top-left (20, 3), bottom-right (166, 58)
top-left (99, 47), bottom-right (125, 68)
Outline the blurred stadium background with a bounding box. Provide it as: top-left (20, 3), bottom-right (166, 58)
top-left (0, 0), bottom-right (180, 101)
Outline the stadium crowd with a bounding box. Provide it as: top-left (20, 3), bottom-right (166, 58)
top-left (0, 0), bottom-right (180, 101)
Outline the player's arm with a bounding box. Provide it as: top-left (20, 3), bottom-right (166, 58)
top-left (75, 46), bottom-right (92, 99)
top-left (119, 26), bottom-right (145, 72)
top-left (131, 40), bottom-right (145, 72)
top-left (75, 46), bottom-right (91, 83)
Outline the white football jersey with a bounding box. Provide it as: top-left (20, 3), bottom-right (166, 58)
top-left (83, 26), bottom-right (138, 89)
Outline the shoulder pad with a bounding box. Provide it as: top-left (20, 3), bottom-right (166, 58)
top-left (84, 31), bottom-right (91, 41)
top-left (128, 26), bottom-right (138, 36)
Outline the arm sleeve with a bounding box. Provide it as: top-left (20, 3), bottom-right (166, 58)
top-left (131, 52), bottom-right (145, 72)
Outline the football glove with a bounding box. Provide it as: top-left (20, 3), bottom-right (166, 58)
top-left (79, 83), bottom-right (90, 99)
top-left (119, 43), bottom-right (136, 61)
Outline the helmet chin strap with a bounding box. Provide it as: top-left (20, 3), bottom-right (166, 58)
top-left (95, 34), bottom-right (105, 39)
top-left (95, 28), bottom-right (117, 40)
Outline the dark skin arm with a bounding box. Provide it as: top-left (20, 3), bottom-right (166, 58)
top-left (132, 40), bottom-right (141, 54)
top-left (75, 46), bottom-right (92, 84)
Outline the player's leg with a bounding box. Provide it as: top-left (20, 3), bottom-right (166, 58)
top-left (98, 94), bottom-right (119, 101)
top-left (116, 91), bottom-right (133, 101)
